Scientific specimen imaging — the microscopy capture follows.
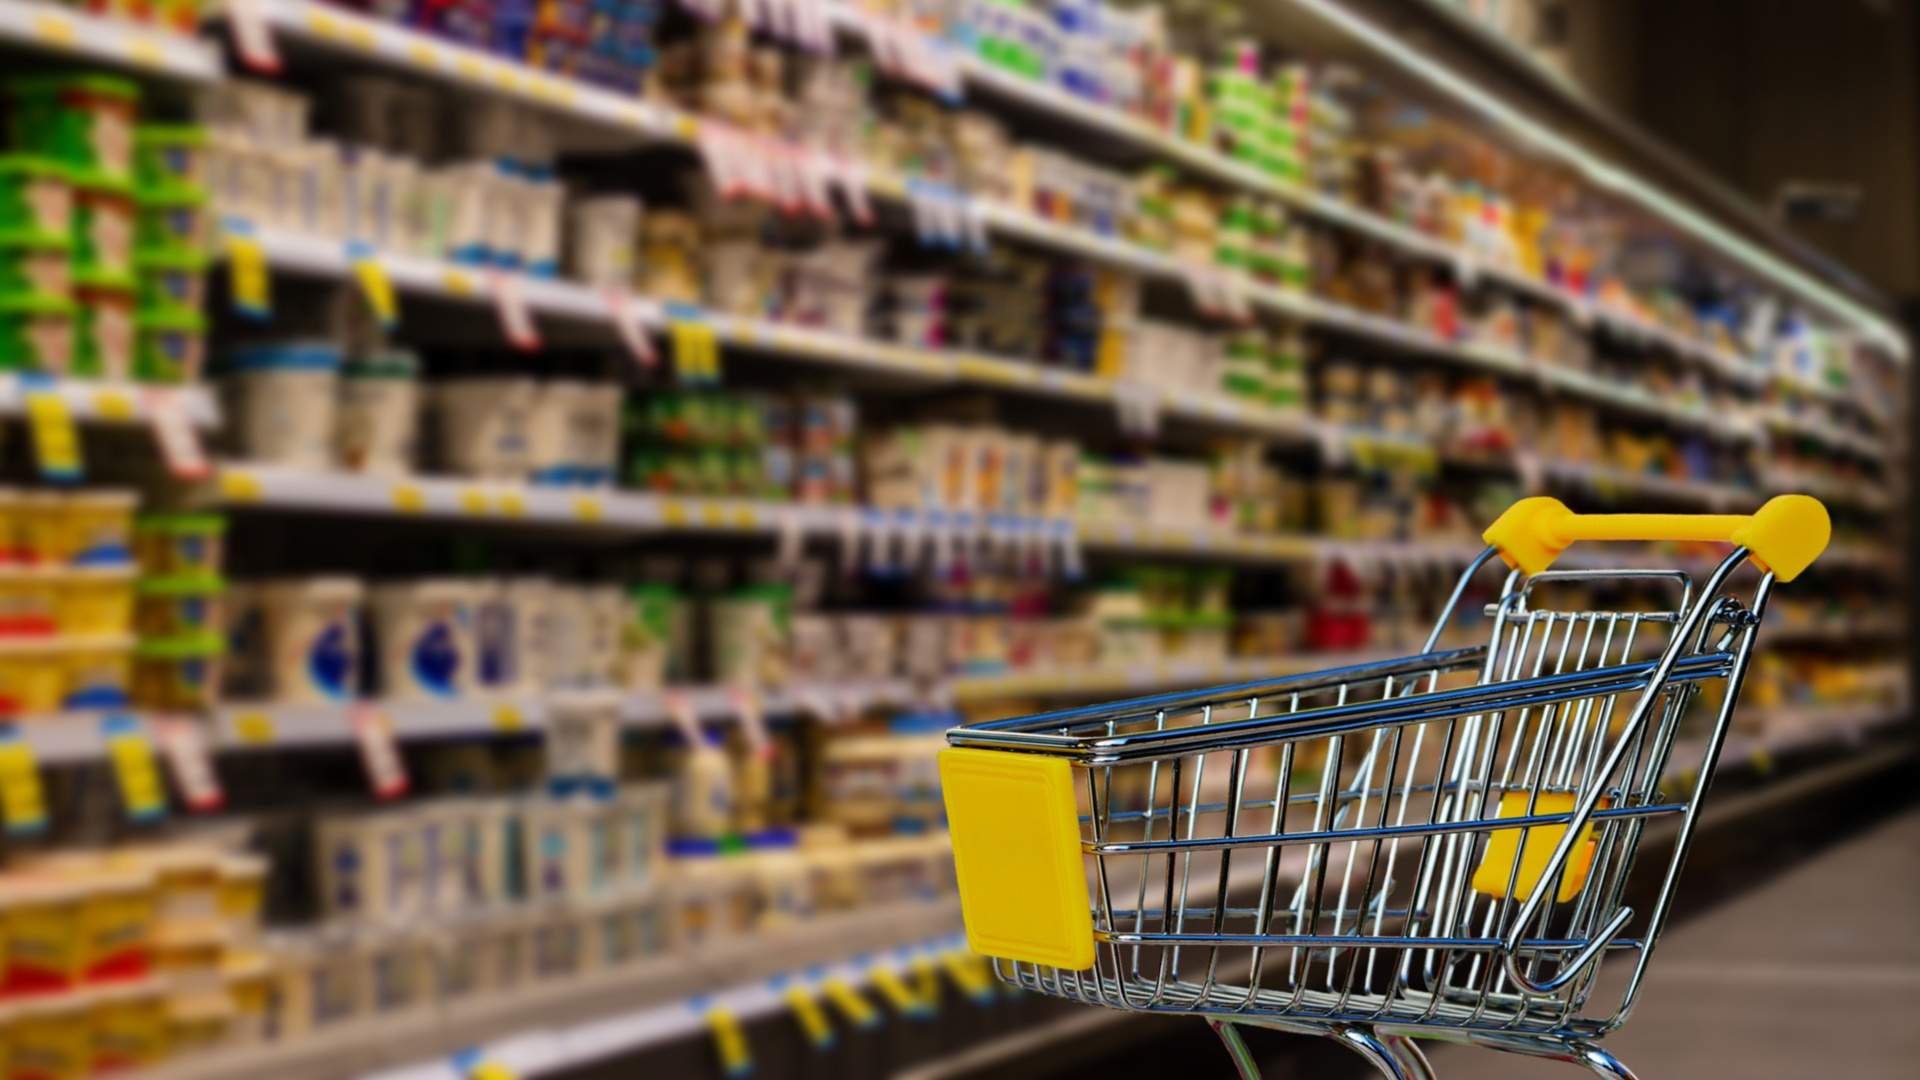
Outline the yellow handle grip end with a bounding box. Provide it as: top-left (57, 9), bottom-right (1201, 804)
top-left (1483, 495), bottom-right (1829, 581)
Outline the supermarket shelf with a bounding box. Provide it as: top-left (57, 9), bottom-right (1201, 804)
top-left (1274, 0), bottom-right (1906, 360)
top-left (0, 0), bottom-right (221, 81)
top-left (241, 227), bottom-right (1323, 445)
top-left (214, 4), bottom-right (1857, 453)
top-left (0, 375), bottom-right (220, 428)
top-left (141, 898), bottom-right (966, 1080)
top-left (1765, 409), bottom-right (1886, 459)
top-left (1764, 616), bottom-right (1904, 645)
top-left (846, 4), bottom-right (1768, 389)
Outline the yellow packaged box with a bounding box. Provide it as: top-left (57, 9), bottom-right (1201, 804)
top-left (53, 570), bottom-right (135, 638)
top-left (4, 866), bottom-right (155, 993)
top-left (0, 640), bottom-right (63, 714)
top-left (164, 991), bottom-right (233, 1059)
top-left (222, 949), bottom-right (274, 1045)
top-left (217, 854), bottom-right (268, 934)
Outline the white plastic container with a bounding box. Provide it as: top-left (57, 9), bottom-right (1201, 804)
top-left (370, 579), bottom-right (477, 701)
top-left (430, 377), bottom-right (536, 480)
top-left (527, 381), bottom-right (623, 486)
top-left (315, 810), bottom-right (425, 925)
top-left (501, 577), bottom-right (554, 693)
top-left (545, 696), bottom-right (621, 794)
top-left (219, 343), bottom-right (341, 468)
top-left (336, 351), bottom-right (419, 477)
top-left (258, 577), bottom-right (364, 703)
top-left (520, 797), bottom-right (594, 903)
top-left (670, 731), bottom-right (736, 842)
top-left (568, 195), bottom-right (641, 288)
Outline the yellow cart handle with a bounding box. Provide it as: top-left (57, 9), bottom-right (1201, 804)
top-left (1482, 494), bottom-right (1830, 581)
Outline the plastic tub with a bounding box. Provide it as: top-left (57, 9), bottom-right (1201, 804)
top-left (8, 991), bottom-right (92, 1080)
top-left (0, 156), bottom-right (71, 242)
top-left (136, 186), bottom-right (208, 254)
top-left (134, 125), bottom-right (207, 190)
top-left (0, 643), bottom-right (64, 713)
top-left (164, 991), bottom-right (234, 1059)
top-left (63, 640), bottom-right (133, 709)
top-left (0, 237), bottom-right (70, 295)
top-left (370, 579), bottom-right (475, 701)
top-left (72, 279), bottom-right (136, 380)
top-left (217, 854), bottom-right (268, 932)
top-left (222, 950), bottom-right (273, 1044)
top-left (62, 490), bottom-right (138, 567)
top-left (429, 377), bottom-right (536, 481)
top-left (131, 632), bottom-right (223, 710)
top-left (337, 351), bottom-right (419, 476)
top-left (132, 514), bottom-right (224, 577)
top-left (219, 342), bottom-right (341, 468)
top-left (134, 574), bottom-right (224, 639)
top-left (133, 305), bottom-right (206, 383)
top-left (0, 292), bottom-right (75, 374)
top-left (72, 177), bottom-right (137, 279)
top-left (151, 922), bottom-right (227, 996)
top-left (55, 571), bottom-right (135, 636)
top-left (0, 574), bottom-right (58, 636)
top-left (134, 246), bottom-right (208, 312)
top-left (5, 75), bottom-right (139, 180)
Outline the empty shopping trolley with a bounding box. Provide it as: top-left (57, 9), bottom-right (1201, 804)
top-left (939, 496), bottom-right (1830, 1079)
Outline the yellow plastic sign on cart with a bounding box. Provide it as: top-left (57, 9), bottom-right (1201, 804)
top-left (938, 747), bottom-right (1094, 971)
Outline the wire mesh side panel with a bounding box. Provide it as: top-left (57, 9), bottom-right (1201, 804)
top-left (994, 572), bottom-right (1745, 1037)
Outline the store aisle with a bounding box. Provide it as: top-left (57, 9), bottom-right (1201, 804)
top-left (1430, 809), bottom-right (1920, 1080)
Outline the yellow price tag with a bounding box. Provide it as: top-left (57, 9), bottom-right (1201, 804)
top-left (306, 11), bottom-right (340, 38)
top-left (493, 704), bottom-right (525, 733)
top-left (104, 718), bottom-right (166, 823)
top-left (869, 966), bottom-right (929, 1017)
top-left (348, 246), bottom-right (400, 328)
top-left (941, 950), bottom-right (995, 1001)
top-left (459, 489), bottom-right (491, 515)
top-left (31, 12), bottom-right (77, 45)
top-left (733, 506), bottom-right (758, 529)
top-left (225, 229), bottom-right (272, 318)
top-left (343, 21), bottom-right (376, 48)
top-left (233, 713), bottom-right (276, 745)
top-left (1749, 746), bottom-right (1775, 775)
top-left (125, 36), bottom-right (165, 68)
top-left (699, 503), bottom-right (726, 528)
top-left (497, 490), bottom-right (527, 517)
top-left (467, 1064), bottom-right (517, 1080)
top-left (0, 730), bottom-right (49, 835)
top-left (674, 114), bottom-right (701, 140)
top-left (573, 495), bottom-right (604, 523)
top-left (93, 389), bottom-right (136, 421)
top-left (407, 42), bottom-right (441, 67)
top-left (661, 501), bottom-right (689, 527)
top-left (220, 470), bottom-right (263, 502)
top-left (782, 984), bottom-right (835, 1049)
top-left (669, 320), bottom-right (722, 384)
top-left (392, 483), bottom-right (427, 513)
top-left (911, 957), bottom-right (941, 1004)
top-left (24, 383), bottom-right (82, 481)
top-left (821, 977), bottom-right (880, 1028)
top-left (703, 1005), bottom-right (752, 1078)
top-left (442, 268), bottom-right (477, 296)
top-left (455, 54), bottom-right (484, 79)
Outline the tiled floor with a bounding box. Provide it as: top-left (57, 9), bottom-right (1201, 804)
top-left (1429, 809), bottom-right (1920, 1080)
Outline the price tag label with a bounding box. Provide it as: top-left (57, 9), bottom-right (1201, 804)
top-left (573, 495), bottom-right (604, 523)
top-left (662, 690), bottom-right (703, 745)
top-left (350, 705), bottom-right (409, 799)
top-left (459, 489), bottom-right (490, 515)
top-left (831, 155), bottom-right (873, 225)
top-left (31, 11), bottom-right (77, 46)
top-left (822, 977), bottom-right (881, 1028)
top-left (488, 271), bottom-right (541, 352)
top-left (392, 483), bottom-right (427, 513)
top-left (145, 387), bottom-right (209, 480)
top-left (670, 319), bottom-right (722, 385)
top-left (103, 715), bottom-right (167, 823)
top-left (779, 979), bottom-right (835, 1050)
top-left (233, 712), bottom-right (275, 745)
top-left (701, 1003), bottom-right (753, 1078)
top-left (153, 717), bottom-right (223, 812)
top-left (869, 964), bottom-right (930, 1018)
top-left (604, 289), bottom-right (658, 369)
top-left (450, 1050), bottom-right (517, 1080)
top-left (0, 725), bottom-right (48, 836)
top-left (223, 219), bottom-right (273, 320)
top-left (346, 242), bottom-right (399, 329)
top-left (492, 703), bottom-right (526, 733)
top-left (93, 388), bottom-right (136, 420)
top-left (941, 949), bottom-right (995, 1002)
top-left (23, 377), bottom-right (82, 482)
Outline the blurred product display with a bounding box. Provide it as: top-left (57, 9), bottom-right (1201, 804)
top-left (0, 0), bottom-right (1905, 1078)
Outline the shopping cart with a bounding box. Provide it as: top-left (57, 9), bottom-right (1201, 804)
top-left (938, 496), bottom-right (1830, 1080)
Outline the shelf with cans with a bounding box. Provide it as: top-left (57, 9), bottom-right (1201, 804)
top-left (188, 0), bottom-right (1897, 465)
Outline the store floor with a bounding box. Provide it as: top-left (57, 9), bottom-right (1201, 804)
top-left (1429, 807), bottom-right (1920, 1080)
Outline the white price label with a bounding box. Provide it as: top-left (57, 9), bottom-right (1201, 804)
top-left (663, 690), bottom-right (703, 744)
top-left (489, 271), bottom-right (541, 351)
top-left (154, 717), bottom-right (222, 812)
top-left (227, 0), bottom-right (284, 73)
top-left (604, 288), bottom-right (658, 369)
top-left (144, 388), bottom-right (209, 480)
top-left (349, 706), bottom-right (409, 799)
top-left (729, 688), bottom-right (769, 757)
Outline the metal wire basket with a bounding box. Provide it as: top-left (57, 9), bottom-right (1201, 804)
top-left (939, 497), bottom-right (1831, 1079)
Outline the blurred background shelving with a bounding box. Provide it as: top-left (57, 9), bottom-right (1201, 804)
top-left (0, 0), bottom-right (1909, 1078)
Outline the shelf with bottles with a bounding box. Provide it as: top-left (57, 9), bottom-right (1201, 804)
top-left (0, 0), bottom-right (221, 83)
